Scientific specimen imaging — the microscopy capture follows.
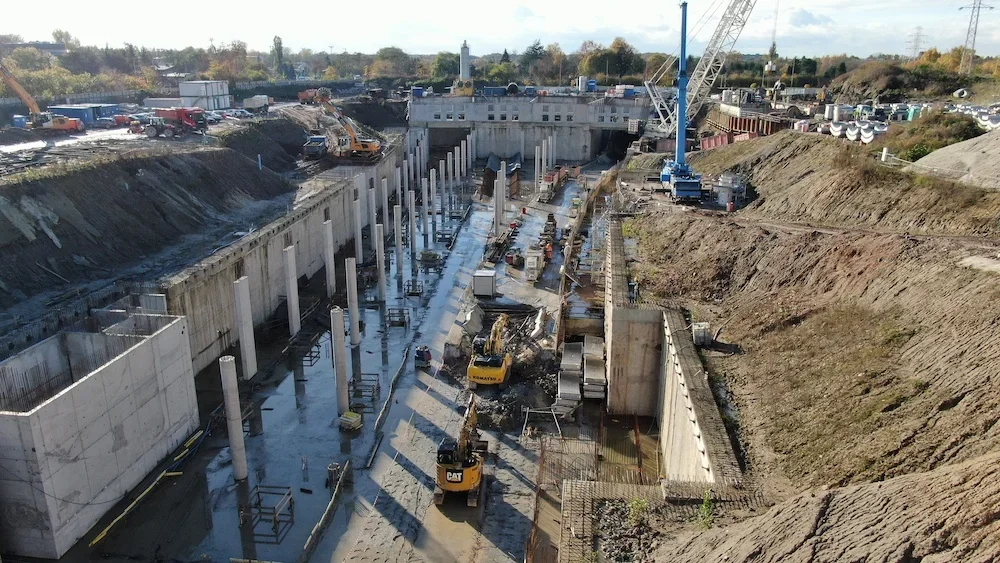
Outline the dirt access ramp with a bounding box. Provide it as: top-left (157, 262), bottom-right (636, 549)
top-left (690, 130), bottom-right (1000, 237)
top-left (216, 118), bottom-right (307, 172)
top-left (0, 147), bottom-right (293, 308)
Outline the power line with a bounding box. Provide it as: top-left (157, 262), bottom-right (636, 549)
top-left (906, 26), bottom-right (925, 60)
top-left (960, 0), bottom-right (994, 76)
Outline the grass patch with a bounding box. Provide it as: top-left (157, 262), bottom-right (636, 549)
top-left (697, 490), bottom-right (714, 529)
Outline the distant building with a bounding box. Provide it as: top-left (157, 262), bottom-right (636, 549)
top-left (0, 42), bottom-right (68, 56)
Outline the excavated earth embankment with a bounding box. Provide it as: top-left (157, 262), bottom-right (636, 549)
top-left (0, 147), bottom-right (294, 308)
top-left (626, 131), bottom-right (1000, 561)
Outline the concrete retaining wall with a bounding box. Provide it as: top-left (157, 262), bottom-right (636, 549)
top-left (165, 146), bottom-right (402, 374)
top-left (0, 315), bottom-right (197, 558)
top-left (605, 306), bottom-right (663, 416)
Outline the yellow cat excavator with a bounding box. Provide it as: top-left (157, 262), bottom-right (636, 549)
top-left (466, 313), bottom-right (513, 389)
top-left (434, 394), bottom-right (489, 506)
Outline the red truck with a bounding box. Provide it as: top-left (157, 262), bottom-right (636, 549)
top-left (153, 107), bottom-right (208, 133)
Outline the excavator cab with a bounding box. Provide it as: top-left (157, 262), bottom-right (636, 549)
top-left (434, 396), bottom-right (488, 507)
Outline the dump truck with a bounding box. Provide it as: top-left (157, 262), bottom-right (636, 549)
top-left (303, 135), bottom-right (328, 159)
top-left (153, 107), bottom-right (207, 134)
top-left (243, 95), bottom-right (269, 115)
top-left (539, 166), bottom-right (568, 203)
top-left (298, 89), bottom-right (319, 104)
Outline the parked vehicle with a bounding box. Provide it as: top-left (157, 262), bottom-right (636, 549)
top-left (152, 107), bottom-right (208, 134)
top-left (112, 114), bottom-right (133, 126)
top-left (129, 113), bottom-right (152, 124)
top-left (91, 117), bottom-right (117, 129)
top-left (203, 111), bottom-right (222, 124)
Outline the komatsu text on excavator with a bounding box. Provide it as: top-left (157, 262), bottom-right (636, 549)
top-left (466, 313), bottom-right (513, 389)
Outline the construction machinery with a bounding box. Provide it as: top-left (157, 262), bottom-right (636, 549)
top-left (643, 0), bottom-right (757, 139)
top-left (312, 91), bottom-right (383, 160)
top-left (660, 2), bottom-right (704, 202)
top-left (153, 107), bottom-right (208, 135)
top-left (467, 313), bottom-right (513, 389)
top-left (0, 62), bottom-right (85, 135)
top-left (414, 345), bottom-right (432, 369)
top-left (434, 395), bottom-right (489, 506)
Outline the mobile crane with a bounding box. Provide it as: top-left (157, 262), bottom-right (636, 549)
top-left (466, 313), bottom-right (513, 389)
top-left (434, 395), bottom-right (489, 507)
top-left (0, 62), bottom-right (85, 135)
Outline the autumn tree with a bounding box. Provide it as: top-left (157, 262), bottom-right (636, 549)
top-left (367, 47), bottom-right (417, 77)
top-left (431, 52), bottom-right (460, 77)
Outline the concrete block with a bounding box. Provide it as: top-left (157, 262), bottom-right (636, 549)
top-left (70, 382), bottom-right (107, 448)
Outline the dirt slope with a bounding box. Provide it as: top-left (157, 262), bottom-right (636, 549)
top-left (217, 118), bottom-right (305, 172)
top-left (0, 147), bottom-right (293, 306)
top-left (656, 452), bottom-right (1000, 562)
top-left (632, 213), bottom-right (1000, 490)
top-left (689, 131), bottom-right (1000, 237)
top-left (905, 128), bottom-right (1000, 191)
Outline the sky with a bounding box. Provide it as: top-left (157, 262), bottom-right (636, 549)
top-left (4, 0), bottom-right (1000, 59)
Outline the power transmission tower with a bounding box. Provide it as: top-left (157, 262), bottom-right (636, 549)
top-left (960, 1), bottom-right (994, 75)
top-left (906, 26), bottom-right (924, 60)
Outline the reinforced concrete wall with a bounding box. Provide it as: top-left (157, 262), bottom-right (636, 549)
top-left (603, 219), bottom-right (664, 416)
top-left (0, 314), bottom-right (197, 558)
top-left (165, 145), bottom-right (402, 374)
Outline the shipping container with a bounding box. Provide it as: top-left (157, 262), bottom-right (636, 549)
top-left (144, 97), bottom-right (183, 108)
top-left (180, 95), bottom-right (232, 110)
top-left (179, 80), bottom-right (230, 99)
top-left (12, 115), bottom-right (28, 128)
top-left (586, 79), bottom-right (598, 92)
top-left (46, 105), bottom-right (98, 124)
top-left (524, 85), bottom-right (537, 96)
top-left (482, 86), bottom-right (506, 96)
top-left (410, 86), bottom-right (424, 98)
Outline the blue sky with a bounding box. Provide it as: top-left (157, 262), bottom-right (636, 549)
top-left (4, 0), bottom-right (998, 58)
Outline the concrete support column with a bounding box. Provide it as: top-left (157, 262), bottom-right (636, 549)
top-left (403, 159), bottom-right (410, 193)
top-left (439, 159), bottom-right (447, 214)
top-left (283, 245), bottom-right (300, 337)
top-left (323, 220), bottom-right (336, 297)
top-left (346, 257), bottom-right (361, 346)
top-left (395, 166), bottom-right (402, 210)
top-left (330, 307), bottom-right (349, 415)
top-left (374, 224), bottom-right (387, 302)
top-left (541, 140), bottom-right (548, 177)
top-left (220, 356), bottom-right (248, 481)
top-left (552, 132), bottom-right (557, 166)
top-left (494, 175), bottom-right (502, 236)
top-left (233, 276), bottom-right (257, 380)
top-left (353, 198), bottom-right (363, 260)
top-left (535, 148), bottom-right (541, 192)
top-left (420, 178), bottom-right (430, 245)
top-left (381, 178), bottom-right (389, 229)
top-left (450, 149), bottom-right (457, 203)
top-left (368, 187), bottom-right (377, 252)
top-left (430, 169), bottom-right (438, 235)
top-left (499, 160), bottom-right (506, 227)
top-left (408, 190), bottom-right (417, 254)
top-left (461, 140), bottom-right (468, 177)
top-left (447, 151), bottom-right (454, 211)
top-left (393, 204), bottom-right (404, 277)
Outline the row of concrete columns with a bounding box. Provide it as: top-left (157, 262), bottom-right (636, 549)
top-left (494, 159), bottom-right (506, 236)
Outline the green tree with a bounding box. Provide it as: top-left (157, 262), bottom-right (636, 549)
top-left (520, 40), bottom-right (545, 74)
top-left (487, 61), bottom-right (517, 83)
top-left (368, 47), bottom-right (417, 77)
top-left (500, 49), bottom-right (511, 63)
top-left (837, 61), bottom-right (848, 75)
top-left (0, 34), bottom-right (24, 44)
top-left (645, 53), bottom-right (668, 79)
top-left (609, 37), bottom-right (644, 78)
top-left (431, 52), bottom-right (460, 77)
top-left (7, 47), bottom-right (52, 71)
top-left (322, 65), bottom-right (338, 79)
top-left (51, 30), bottom-right (80, 49)
top-left (271, 36), bottom-right (284, 74)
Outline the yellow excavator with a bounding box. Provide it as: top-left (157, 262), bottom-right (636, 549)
top-left (313, 89), bottom-right (382, 160)
top-left (435, 394), bottom-right (489, 507)
top-left (466, 313), bottom-right (513, 389)
top-left (0, 62), bottom-right (85, 135)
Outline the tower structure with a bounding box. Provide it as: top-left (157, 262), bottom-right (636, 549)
top-left (460, 41), bottom-right (471, 80)
top-left (960, 1), bottom-right (994, 76)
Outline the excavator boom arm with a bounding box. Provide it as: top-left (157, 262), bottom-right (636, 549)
top-left (0, 62), bottom-right (41, 115)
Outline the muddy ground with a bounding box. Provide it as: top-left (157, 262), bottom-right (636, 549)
top-left (625, 131), bottom-right (1000, 560)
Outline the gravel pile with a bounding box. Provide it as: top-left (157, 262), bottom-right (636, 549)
top-left (596, 499), bottom-right (666, 562)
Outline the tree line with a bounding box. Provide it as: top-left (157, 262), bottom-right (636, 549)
top-left (1, 30), bottom-right (996, 101)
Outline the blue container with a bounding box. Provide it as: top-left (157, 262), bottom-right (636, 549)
top-left (91, 103), bottom-right (119, 117)
top-left (586, 79), bottom-right (598, 92)
top-left (411, 86), bottom-right (424, 98)
top-left (524, 86), bottom-right (537, 96)
top-left (12, 115), bottom-right (28, 128)
top-left (483, 86), bottom-right (506, 97)
top-left (46, 105), bottom-right (98, 124)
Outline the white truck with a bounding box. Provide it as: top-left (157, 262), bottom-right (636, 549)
top-left (243, 95), bottom-right (270, 115)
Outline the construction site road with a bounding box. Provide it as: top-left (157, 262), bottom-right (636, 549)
top-left (333, 204), bottom-right (539, 563)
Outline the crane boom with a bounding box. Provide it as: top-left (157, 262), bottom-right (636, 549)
top-left (643, 0), bottom-right (758, 138)
top-left (0, 62), bottom-right (41, 115)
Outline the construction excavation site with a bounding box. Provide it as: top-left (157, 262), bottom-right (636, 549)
top-left (2, 1), bottom-right (1000, 562)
